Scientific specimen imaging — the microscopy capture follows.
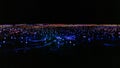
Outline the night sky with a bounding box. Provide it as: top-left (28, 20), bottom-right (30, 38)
top-left (1, 0), bottom-right (120, 24)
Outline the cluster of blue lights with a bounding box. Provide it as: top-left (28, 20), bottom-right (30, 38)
top-left (0, 25), bottom-right (119, 54)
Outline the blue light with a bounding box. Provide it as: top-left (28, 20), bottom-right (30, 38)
top-left (30, 40), bottom-right (41, 42)
top-left (88, 38), bottom-right (91, 42)
top-left (21, 37), bottom-right (24, 39)
top-left (53, 40), bottom-right (57, 42)
top-left (28, 38), bottom-right (31, 41)
top-left (56, 36), bottom-right (62, 40)
top-left (43, 37), bottom-right (47, 41)
top-left (104, 43), bottom-right (114, 47)
top-left (64, 35), bottom-right (76, 40)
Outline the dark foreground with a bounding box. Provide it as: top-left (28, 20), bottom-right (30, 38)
top-left (0, 43), bottom-right (120, 68)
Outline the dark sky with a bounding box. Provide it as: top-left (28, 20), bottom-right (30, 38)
top-left (0, 0), bottom-right (119, 24)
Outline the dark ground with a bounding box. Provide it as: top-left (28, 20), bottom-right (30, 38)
top-left (0, 43), bottom-right (120, 68)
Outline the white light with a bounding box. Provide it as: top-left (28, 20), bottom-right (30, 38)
top-left (25, 42), bottom-right (28, 44)
top-left (83, 36), bottom-right (86, 38)
top-left (3, 41), bottom-right (6, 43)
top-left (11, 36), bottom-right (13, 39)
top-left (73, 44), bottom-right (75, 46)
